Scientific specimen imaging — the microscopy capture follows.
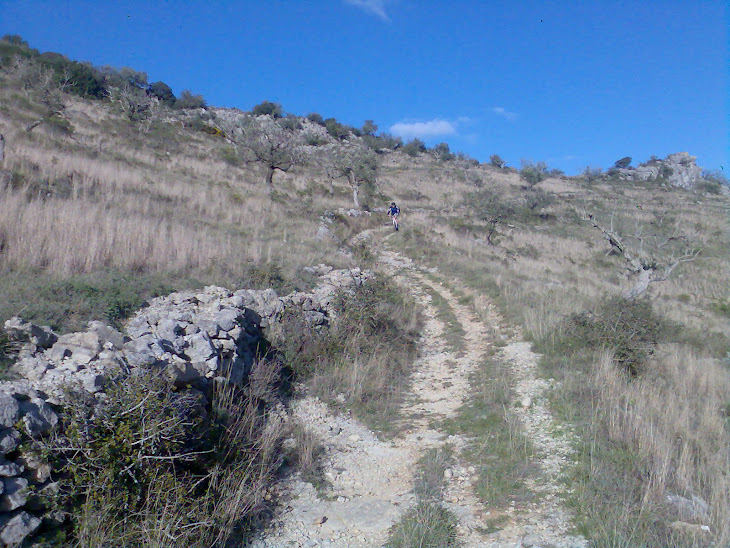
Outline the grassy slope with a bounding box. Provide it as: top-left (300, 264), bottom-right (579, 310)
top-left (1, 65), bottom-right (729, 546)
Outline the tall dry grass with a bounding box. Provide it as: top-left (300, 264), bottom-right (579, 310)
top-left (589, 347), bottom-right (730, 543)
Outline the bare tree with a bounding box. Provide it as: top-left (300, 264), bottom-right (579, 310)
top-left (323, 145), bottom-right (377, 208)
top-left (14, 62), bottom-right (73, 133)
top-left (236, 117), bottom-right (305, 194)
top-left (110, 83), bottom-right (155, 123)
top-left (586, 211), bottom-right (701, 299)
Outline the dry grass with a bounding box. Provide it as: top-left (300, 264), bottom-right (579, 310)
top-left (389, 166), bottom-right (729, 546)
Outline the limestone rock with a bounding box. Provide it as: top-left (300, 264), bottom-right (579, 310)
top-left (0, 395), bottom-right (19, 430)
top-left (0, 510), bottom-right (41, 547)
top-left (0, 430), bottom-right (21, 455)
top-left (615, 152), bottom-right (703, 189)
top-left (19, 399), bottom-right (58, 437)
top-left (87, 321), bottom-right (126, 349)
top-left (666, 492), bottom-right (710, 523)
top-left (0, 478), bottom-right (28, 511)
top-left (3, 318), bottom-right (57, 350)
top-left (11, 356), bottom-right (50, 384)
top-left (0, 461), bottom-right (23, 477)
top-left (48, 332), bottom-right (101, 365)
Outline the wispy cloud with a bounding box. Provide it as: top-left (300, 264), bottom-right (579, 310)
top-left (344, 0), bottom-right (391, 22)
top-left (492, 107), bottom-right (517, 121)
top-left (389, 119), bottom-right (458, 139)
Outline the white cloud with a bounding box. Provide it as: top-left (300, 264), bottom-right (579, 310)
top-left (492, 107), bottom-right (517, 121)
top-left (389, 119), bottom-right (457, 139)
top-left (344, 0), bottom-right (391, 21)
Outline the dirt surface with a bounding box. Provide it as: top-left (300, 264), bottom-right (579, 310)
top-left (252, 228), bottom-right (587, 547)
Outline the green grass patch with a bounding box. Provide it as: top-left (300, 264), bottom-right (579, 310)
top-left (440, 357), bottom-right (535, 509)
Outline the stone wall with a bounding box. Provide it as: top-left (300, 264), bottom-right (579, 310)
top-left (0, 265), bottom-right (369, 546)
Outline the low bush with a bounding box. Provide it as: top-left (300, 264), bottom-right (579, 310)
top-left (272, 274), bottom-right (420, 430)
top-left (387, 502), bottom-right (460, 548)
top-left (555, 296), bottom-right (670, 375)
top-left (38, 363), bottom-right (284, 546)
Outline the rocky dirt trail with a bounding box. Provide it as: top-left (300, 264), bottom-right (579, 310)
top-left (252, 228), bottom-right (586, 547)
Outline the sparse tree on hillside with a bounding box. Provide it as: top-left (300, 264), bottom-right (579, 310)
top-left (402, 138), bottom-right (426, 157)
top-left (324, 145), bottom-right (378, 208)
top-left (361, 120), bottom-right (378, 135)
top-left (1, 34), bottom-right (29, 47)
top-left (174, 89), bottom-right (206, 110)
top-left (237, 117), bottom-right (305, 194)
top-left (613, 156), bottom-right (632, 169)
top-left (520, 160), bottom-right (549, 188)
top-left (307, 112), bottom-right (324, 125)
top-left (469, 188), bottom-right (516, 244)
top-left (582, 166), bottom-right (603, 184)
top-left (489, 154), bottom-right (506, 168)
top-left (433, 142), bottom-right (455, 161)
top-left (149, 81), bottom-right (176, 106)
top-left (11, 60), bottom-right (73, 133)
top-left (324, 118), bottom-right (350, 140)
top-left (585, 211), bottom-right (701, 299)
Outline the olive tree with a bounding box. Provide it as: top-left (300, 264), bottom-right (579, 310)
top-left (469, 188), bottom-right (516, 244)
top-left (323, 145), bottom-right (378, 208)
top-left (237, 117), bottom-right (305, 193)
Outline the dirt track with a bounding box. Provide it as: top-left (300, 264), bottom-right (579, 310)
top-left (254, 229), bottom-right (586, 547)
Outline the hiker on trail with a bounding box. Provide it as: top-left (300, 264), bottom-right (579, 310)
top-left (388, 201), bottom-right (400, 231)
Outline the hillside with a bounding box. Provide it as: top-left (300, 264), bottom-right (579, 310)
top-left (0, 37), bottom-right (729, 547)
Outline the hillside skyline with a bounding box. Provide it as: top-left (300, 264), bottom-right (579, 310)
top-left (1, 0), bottom-right (727, 174)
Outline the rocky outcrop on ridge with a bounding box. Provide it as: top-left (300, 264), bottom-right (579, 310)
top-left (0, 265), bottom-right (369, 546)
top-left (613, 152), bottom-right (703, 189)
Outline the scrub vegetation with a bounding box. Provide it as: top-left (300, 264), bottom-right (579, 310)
top-left (0, 35), bottom-right (728, 546)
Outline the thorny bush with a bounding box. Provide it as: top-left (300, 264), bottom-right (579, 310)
top-left (557, 296), bottom-right (670, 375)
top-left (36, 364), bottom-right (284, 546)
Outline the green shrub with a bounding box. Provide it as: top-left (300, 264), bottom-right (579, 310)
top-left (582, 166), bottom-right (603, 183)
top-left (489, 154), bottom-right (505, 168)
top-left (148, 81), bottom-right (175, 105)
top-left (220, 146), bottom-right (240, 165)
top-left (324, 118), bottom-right (349, 140)
top-left (304, 133), bottom-right (328, 146)
top-left (432, 142), bottom-right (455, 162)
top-left (36, 364), bottom-right (284, 546)
top-left (519, 160), bottom-right (549, 187)
top-left (402, 138), bottom-right (426, 157)
top-left (306, 112), bottom-right (324, 125)
top-left (557, 296), bottom-right (669, 375)
top-left (613, 156), bottom-right (632, 169)
top-left (361, 119), bottom-right (378, 135)
top-left (272, 275), bottom-right (420, 428)
top-left (174, 89), bottom-right (206, 110)
top-left (387, 502), bottom-right (459, 548)
top-left (251, 100), bottom-right (283, 118)
top-left (277, 114), bottom-right (302, 130)
top-left (711, 299), bottom-right (730, 318)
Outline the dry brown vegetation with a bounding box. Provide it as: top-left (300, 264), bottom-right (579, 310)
top-left (1, 51), bottom-right (729, 547)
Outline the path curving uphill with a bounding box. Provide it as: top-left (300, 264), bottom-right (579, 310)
top-left (254, 228), bottom-right (586, 548)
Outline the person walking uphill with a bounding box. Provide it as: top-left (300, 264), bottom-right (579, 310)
top-left (388, 201), bottom-right (400, 231)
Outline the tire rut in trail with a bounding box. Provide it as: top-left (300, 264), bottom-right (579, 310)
top-left (255, 234), bottom-right (586, 548)
top-left (255, 244), bottom-right (490, 547)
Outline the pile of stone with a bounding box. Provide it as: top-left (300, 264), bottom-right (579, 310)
top-left (612, 152), bottom-right (703, 189)
top-left (0, 382), bottom-right (59, 546)
top-left (0, 266), bottom-right (370, 546)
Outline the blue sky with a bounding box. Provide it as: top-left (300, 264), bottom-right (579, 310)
top-left (2, 0), bottom-right (727, 174)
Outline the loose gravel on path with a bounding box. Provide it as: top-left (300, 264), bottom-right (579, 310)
top-left (253, 231), bottom-right (586, 547)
